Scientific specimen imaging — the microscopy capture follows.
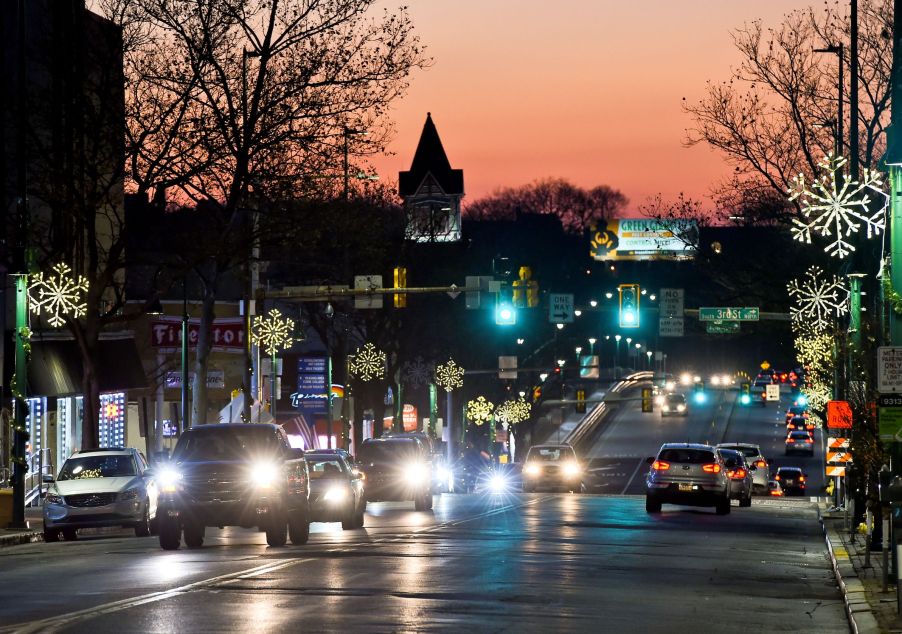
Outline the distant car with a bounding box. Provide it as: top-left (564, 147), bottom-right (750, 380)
top-left (785, 430), bottom-right (815, 456)
top-left (305, 451), bottom-right (365, 530)
top-left (357, 437), bottom-right (433, 511)
top-left (786, 415), bottom-right (815, 433)
top-left (645, 443), bottom-right (731, 515)
top-left (43, 447), bottom-right (157, 542)
top-left (768, 480), bottom-right (785, 497)
top-left (716, 448), bottom-right (753, 507)
top-left (715, 443), bottom-right (769, 493)
top-left (661, 393), bottom-right (688, 417)
top-left (522, 444), bottom-right (583, 493)
top-left (784, 405), bottom-right (809, 423)
top-left (774, 467), bottom-right (807, 496)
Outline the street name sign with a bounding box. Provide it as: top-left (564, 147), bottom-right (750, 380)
top-left (706, 320), bottom-right (739, 334)
top-left (549, 293), bottom-right (574, 323)
top-left (354, 275), bottom-right (383, 309)
top-left (659, 316), bottom-right (684, 337)
top-left (659, 288), bottom-right (684, 317)
top-left (878, 347), bottom-right (902, 393)
top-left (698, 307), bottom-right (759, 321)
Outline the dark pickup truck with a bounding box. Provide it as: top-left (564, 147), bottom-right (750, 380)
top-left (153, 423), bottom-right (310, 550)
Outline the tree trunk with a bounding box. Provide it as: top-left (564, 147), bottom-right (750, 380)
top-left (191, 280), bottom-right (217, 426)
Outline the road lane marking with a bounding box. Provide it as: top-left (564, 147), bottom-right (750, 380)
top-left (620, 458), bottom-right (646, 495)
top-left (2, 495), bottom-right (553, 634)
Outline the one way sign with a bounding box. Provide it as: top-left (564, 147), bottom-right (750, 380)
top-left (549, 293), bottom-right (574, 324)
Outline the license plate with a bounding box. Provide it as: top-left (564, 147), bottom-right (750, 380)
top-left (785, 480), bottom-right (795, 485)
top-left (678, 483), bottom-right (694, 492)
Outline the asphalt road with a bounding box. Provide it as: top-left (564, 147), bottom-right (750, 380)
top-left (2, 490), bottom-right (845, 633)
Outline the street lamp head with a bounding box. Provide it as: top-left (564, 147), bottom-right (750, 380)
top-left (575, 346), bottom-right (582, 354)
top-left (605, 292), bottom-right (613, 299)
top-left (539, 373), bottom-right (548, 382)
top-left (814, 44), bottom-right (842, 55)
top-left (615, 335), bottom-right (621, 342)
top-left (557, 359), bottom-right (566, 367)
top-left (574, 309), bottom-right (582, 317)
top-left (588, 337), bottom-right (597, 345)
top-left (517, 338), bottom-right (525, 345)
top-left (649, 294), bottom-right (656, 301)
top-left (556, 323), bottom-right (564, 330)
top-left (626, 337), bottom-right (632, 345)
top-left (324, 303), bottom-right (334, 319)
top-left (635, 343), bottom-right (641, 349)
top-left (590, 299), bottom-right (598, 307)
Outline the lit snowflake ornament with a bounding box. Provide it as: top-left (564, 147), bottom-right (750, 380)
top-left (495, 398), bottom-right (531, 425)
top-left (788, 154), bottom-right (888, 259)
top-left (349, 342), bottom-right (386, 382)
top-left (252, 309), bottom-right (295, 356)
top-left (28, 262), bottom-right (89, 327)
top-left (466, 396), bottom-right (494, 425)
top-left (434, 359), bottom-right (465, 392)
top-left (786, 266), bottom-right (848, 332)
top-left (402, 356), bottom-right (434, 390)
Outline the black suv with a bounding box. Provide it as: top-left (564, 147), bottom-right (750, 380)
top-left (357, 436), bottom-right (433, 511)
top-left (774, 466), bottom-right (807, 496)
top-left (154, 423), bottom-right (310, 550)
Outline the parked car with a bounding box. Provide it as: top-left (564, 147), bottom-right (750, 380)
top-left (774, 467), bottom-right (807, 496)
top-left (645, 443), bottom-right (731, 515)
top-left (660, 393), bottom-right (688, 417)
top-left (785, 429), bottom-right (815, 456)
top-left (715, 443), bottom-right (769, 493)
top-left (42, 447), bottom-right (158, 542)
top-left (716, 448), bottom-right (753, 507)
top-left (154, 423), bottom-right (311, 550)
top-left (357, 436), bottom-right (433, 510)
top-left (521, 443), bottom-right (583, 493)
top-left (305, 451), bottom-right (365, 530)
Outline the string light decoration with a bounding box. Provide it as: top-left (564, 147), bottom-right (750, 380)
top-left (495, 398), bottom-right (531, 425)
top-left (349, 342), bottom-right (386, 381)
top-left (28, 262), bottom-right (89, 327)
top-left (786, 266), bottom-right (848, 332)
top-left (251, 309), bottom-right (295, 356)
top-left (465, 396), bottom-right (494, 425)
top-left (402, 356), bottom-right (434, 390)
top-left (434, 359), bottom-right (465, 392)
top-left (788, 154), bottom-right (888, 259)
top-left (793, 331), bottom-right (834, 422)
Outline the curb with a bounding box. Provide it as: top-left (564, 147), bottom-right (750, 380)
top-left (822, 518), bottom-right (881, 634)
top-left (0, 531), bottom-right (42, 548)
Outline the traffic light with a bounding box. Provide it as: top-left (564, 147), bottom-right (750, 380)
top-left (512, 266), bottom-right (540, 308)
top-left (576, 388), bottom-right (586, 414)
top-left (393, 266), bottom-right (407, 308)
top-left (693, 380), bottom-right (706, 404)
top-left (740, 382), bottom-right (751, 405)
top-left (495, 298), bottom-right (516, 325)
top-left (641, 387), bottom-right (653, 413)
top-left (618, 283), bottom-right (640, 328)
top-left (533, 386), bottom-right (542, 402)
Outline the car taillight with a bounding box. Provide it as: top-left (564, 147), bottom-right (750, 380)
top-left (799, 475), bottom-right (806, 482)
top-left (652, 460), bottom-right (670, 471)
top-left (702, 463), bottom-right (721, 473)
top-left (756, 460), bottom-right (766, 468)
top-left (786, 438), bottom-right (795, 443)
top-left (731, 468), bottom-right (747, 479)
top-left (805, 438), bottom-right (812, 444)
top-left (775, 475), bottom-right (781, 480)
top-left (770, 489), bottom-right (783, 496)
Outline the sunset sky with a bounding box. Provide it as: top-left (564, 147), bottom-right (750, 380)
top-left (372, 1), bottom-right (819, 213)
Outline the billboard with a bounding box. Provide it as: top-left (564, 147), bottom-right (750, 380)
top-left (589, 219), bottom-right (698, 261)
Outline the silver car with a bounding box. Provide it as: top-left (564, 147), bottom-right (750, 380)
top-left (716, 443), bottom-right (769, 493)
top-left (645, 443), bottom-right (731, 515)
top-left (42, 448), bottom-right (158, 542)
top-left (716, 448), bottom-right (753, 507)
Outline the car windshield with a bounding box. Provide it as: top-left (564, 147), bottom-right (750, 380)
top-left (308, 458), bottom-right (346, 479)
top-left (172, 427), bottom-right (281, 462)
top-left (719, 445), bottom-right (760, 459)
top-left (789, 431), bottom-right (810, 438)
top-left (358, 441), bottom-right (420, 465)
top-left (658, 448), bottom-right (715, 464)
top-left (58, 455), bottom-right (136, 480)
top-left (665, 394), bottom-right (685, 404)
top-left (779, 469), bottom-right (802, 476)
top-left (528, 447), bottom-right (574, 462)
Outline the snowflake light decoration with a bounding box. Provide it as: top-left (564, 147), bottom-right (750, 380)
top-left (466, 396), bottom-right (494, 425)
top-left (434, 359), bottom-right (465, 392)
top-left (786, 266), bottom-right (848, 332)
top-left (495, 398), bottom-right (531, 425)
top-left (252, 309), bottom-right (295, 356)
top-left (402, 356), bottom-right (434, 390)
top-left (28, 262), bottom-right (89, 327)
top-left (349, 342), bottom-right (386, 381)
top-left (788, 154), bottom-right (888, 259)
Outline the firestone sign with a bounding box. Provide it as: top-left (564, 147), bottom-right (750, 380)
top-left (150, 317), bottom-right (246, 353)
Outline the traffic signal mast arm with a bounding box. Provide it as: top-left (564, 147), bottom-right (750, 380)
top-left (259, 283), bottom-right (480, 302)
top-left (683, 309), bottom-right (791, 321)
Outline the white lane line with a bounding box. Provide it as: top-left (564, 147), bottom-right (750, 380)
top-left (620, 458), bottom-right (646, 496)
top-left (3, 496), bottom-right (552, 634)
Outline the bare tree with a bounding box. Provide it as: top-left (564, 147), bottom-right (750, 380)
top-left (465, 178), bottom-right (627, 234)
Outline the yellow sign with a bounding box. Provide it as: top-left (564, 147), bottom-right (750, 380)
top-left (760, 360), bottom-right (771, 370)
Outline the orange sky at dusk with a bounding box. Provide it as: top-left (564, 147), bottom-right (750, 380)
top-left (371, 1), bottom-right (818, 213)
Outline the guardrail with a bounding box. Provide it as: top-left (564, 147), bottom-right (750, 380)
top-left (564, 371), bottom-right (654, 452)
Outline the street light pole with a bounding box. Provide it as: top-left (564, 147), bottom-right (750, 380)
top-left (814, 44), bottom-right (844, 159)
top-left (181, 278), bottom-right (188, 433)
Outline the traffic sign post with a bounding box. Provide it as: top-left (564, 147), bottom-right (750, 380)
top-left (548, 293), bottom-right (574, 324)
top-left (878, 347), bottom-right (902, 393)
top-left (698, 307), bottom-right (760, 322)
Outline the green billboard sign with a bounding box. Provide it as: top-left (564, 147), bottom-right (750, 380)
top-left (698, 307), bottom-right (759, 322)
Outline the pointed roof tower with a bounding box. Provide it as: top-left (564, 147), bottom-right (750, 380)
top-left (399, 112), bottom-right (464, 197)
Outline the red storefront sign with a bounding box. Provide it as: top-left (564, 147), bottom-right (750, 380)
top-left (150, 317), bottom-right (245, 352)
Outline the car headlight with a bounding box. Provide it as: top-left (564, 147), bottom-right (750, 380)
top-left (676, 404), bottom-right (686, 412)
top-left (662, 405), bottom-right (670, 412)
top-left (654, 395), bottom-right (665, 405)
top-left (323, 486), bottom-right (348, 502)
top-left (436, 466), bottom-right (452, 483)
top-left (251, 461), bottom-right (280, 488)
top-left (562, 462), bottom-right (580, 477)
top-left (157, 467), bottom-right (182, 493)
top-left (488, 473), bottom-right (509, 494)
top-left (45, 491), bottom-right (63, 505)
top-left (120, 488), bottom-right (140, 501)
top-left (524, 464), bottom-right (541, 477)
top-left (404, 462), bottom-right (430, 481)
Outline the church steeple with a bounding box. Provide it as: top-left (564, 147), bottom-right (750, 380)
top-left (399, 113), bottom-right (463, 242)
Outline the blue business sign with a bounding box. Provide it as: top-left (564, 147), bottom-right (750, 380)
top-left (294, 356), bottom-right (329, 417)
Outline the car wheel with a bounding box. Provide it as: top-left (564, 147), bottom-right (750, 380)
top-left (134, 505), bottom-right (151, 537)
top-left (645, 496), bottom-right (661, 513)
top-left (183, 520), bottom-right (205, 549)
top-left (62, 528), bottom-right (78, 541)
top-left (341, 508), bottom-right (356, 530)
top-left (43, 525), bottom-right (60, 543)
top-left (288, 509), bottom-right (309, 545)
top-left (716, 497), bottom-right (731, 515)
top-left (158, 516), bottom-right (181, 550)
top-left (265, 508), bottom-right (287, 547)
top-left (354, 507), bottom-right (365, 529)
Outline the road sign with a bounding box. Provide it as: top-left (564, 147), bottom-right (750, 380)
top-left (549, 293), bottom-right (574, 323)
top-left (698, 307), bottom-right (759, 322)
top-left (579, 355), bottom-right (599, 379)
top-left (878, 394), bottom-right (902, 441)
top-left (659, 288), bottom-right (684, 318)
top-left (827, 437), bottom-right (850, 449)
top-left (498, 355), bottom-right (517, 380)
top-left (354, 275), bottom-right (383, 309)
top-left (765, 384), bottom-right (780, 401)
top-left (706, 320), bottom-right (739, 334)
top-left (659, 316), bottom-right (684, 337)
top-left (826, 466), bottom-right (847, 477)
top-left (878, 347), bottom-right (902, 393)
top-left (826, 450), bottom-right (853, 464)
top-left (827, 400), bottom-right (853, 429)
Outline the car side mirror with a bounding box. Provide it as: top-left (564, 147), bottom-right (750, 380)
top-left (42, 474), bottom-right (54, 483)
top-left (286, 447), bottom-right (305, 461)
top-left (645, 456), bottom-right (654, 465)
top-left (142, 468), bottom-right (155, 479)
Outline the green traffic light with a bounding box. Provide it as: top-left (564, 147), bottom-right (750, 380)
top-left (495, 302), bottom-right (516, 325)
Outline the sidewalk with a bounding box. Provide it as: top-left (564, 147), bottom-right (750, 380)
top-left (1, 507), bottom-right (45, 548)
top-left (822, 506), bottom-right (893, 633)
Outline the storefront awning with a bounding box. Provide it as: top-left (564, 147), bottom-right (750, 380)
top-left (28, 337), bottom-right (147, 397)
